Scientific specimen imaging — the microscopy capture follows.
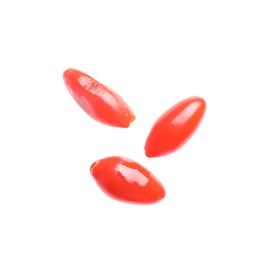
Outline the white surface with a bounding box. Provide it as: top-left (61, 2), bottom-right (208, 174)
top-left (1, 1), bottom-right (277, 259)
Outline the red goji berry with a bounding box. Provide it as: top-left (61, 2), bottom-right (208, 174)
top-left (145, 96), bottom-right (206, 157)
top-left (90, 156), bottom-right (166, 204)
top-left (63, 69), bottom-right (135, 128)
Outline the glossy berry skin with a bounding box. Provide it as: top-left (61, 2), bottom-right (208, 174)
top-left (63, 68), bottom-right (135, 128)
top-left (145, 96), bottom-right (206, 158)
top-left (90, 156), bottom-right (166, 204)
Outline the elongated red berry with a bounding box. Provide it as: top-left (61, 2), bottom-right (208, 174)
top-left (90, 156), bottom-right (166, 204)
top-left (63, 68), bottom-right (135, 128)
top-left (145, 96), bottom-right (206, 157)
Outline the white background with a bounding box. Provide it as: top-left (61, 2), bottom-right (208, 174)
top-left (1, 1), bottom-right (277, 259)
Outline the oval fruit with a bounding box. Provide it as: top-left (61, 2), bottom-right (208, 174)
top-left (145, 96), bottom-right (206, 157)
top-left (90, 156), bottom-right (166, 204)
top-left (63, 68), bottom-right (135, 128)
